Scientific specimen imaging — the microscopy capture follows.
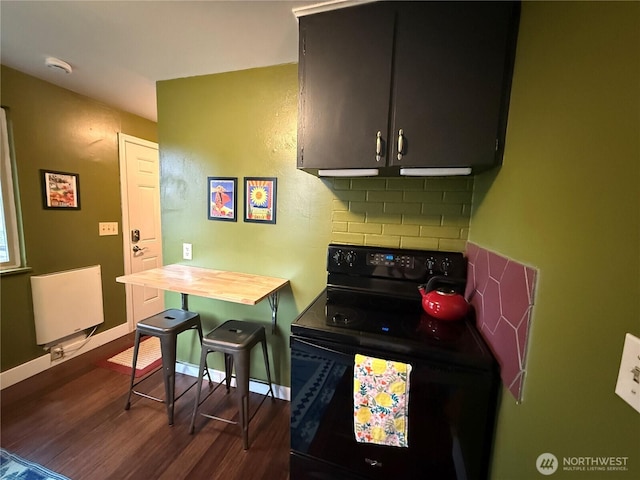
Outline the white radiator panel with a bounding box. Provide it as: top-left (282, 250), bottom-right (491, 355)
top-left (31, 265), bottom-right (105, 345)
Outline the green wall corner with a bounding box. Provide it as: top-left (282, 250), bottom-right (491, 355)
top-left (470, 3), bottom-right (640, 478)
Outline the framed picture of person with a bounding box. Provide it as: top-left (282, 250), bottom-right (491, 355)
top-left (207, 177), bottom-right (237, 221)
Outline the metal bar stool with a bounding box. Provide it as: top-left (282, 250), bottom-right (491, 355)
top-left (124, 308), bottom-right (211, 425)
top-left (189, 320), bottom-right (275, 449)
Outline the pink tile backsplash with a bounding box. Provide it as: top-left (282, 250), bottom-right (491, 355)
top-left (466, 242), bottom-right (537, 402)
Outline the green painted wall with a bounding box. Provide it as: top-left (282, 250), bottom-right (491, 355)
top-left (0, 65), bottom-right (157, 371)
top-left (469, 2), bottom-right (639, 479)
top-left (156, 65), bottom-right (480, 386)
top-left (157, 65), bottom-right (334, 386)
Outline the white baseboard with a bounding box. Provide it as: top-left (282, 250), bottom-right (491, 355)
top-left (1, 324), bottom-right (291, 402)
top-left (0, 323), bottom-right (130, 390)
top-left (176, 362), bottom-right (291, 401)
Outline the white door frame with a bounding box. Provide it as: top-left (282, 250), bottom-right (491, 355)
top-left (118, 133), bottom-right (163, 331)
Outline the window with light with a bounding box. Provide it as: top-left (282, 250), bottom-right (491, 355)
top-left (0, 107), bottom-right (24, 271)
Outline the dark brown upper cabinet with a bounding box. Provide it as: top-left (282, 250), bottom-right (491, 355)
top-left (297, 1), bottom-right (520, 177)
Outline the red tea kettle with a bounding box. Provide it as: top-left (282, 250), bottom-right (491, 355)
top-left (418, 276), bottom-right (469, 322)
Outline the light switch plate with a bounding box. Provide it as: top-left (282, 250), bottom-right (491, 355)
top-left (615, 333), bottom-right (640, 413)
top-left (98, 222), bottom-right (118, 236)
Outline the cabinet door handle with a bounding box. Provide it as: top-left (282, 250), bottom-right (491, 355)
top-left (397, 129), bottom-right (404, 161)
top-left (375, 131), bottom-right (382, 162)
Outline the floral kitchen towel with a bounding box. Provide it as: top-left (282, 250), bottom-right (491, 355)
top-left (353, 354), bottom-right (412, 447)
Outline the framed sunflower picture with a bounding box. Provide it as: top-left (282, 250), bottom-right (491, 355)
top-left (244, 177), bottom-right (277, 224)
top-left (208, 177), bottom-right (237, 221)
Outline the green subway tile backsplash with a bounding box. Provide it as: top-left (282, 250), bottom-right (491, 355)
top-left (364, 235), bottom-right (401, 248)
top-left (437, 239), bottom-right (468, 251)
top-left (349, 222), bottom-right (383, 234)
top-left (404, 214), bottom-right (441, 226)
top-left (383, 224), bottom-right (421, 237)
top-left (443, 190), bottom-right (473, 204)
top-left (386, 177), bottom-right (427, 191)
top-left (351, 201), bottom-right (384, 214)
top-left (332, 210), bottom-right (365, 223)
top-left (366, 190), bottom-right (404, 203)
top-left (401, 237), bottom-right (440, 250)
top-left (403, 190), bottom-right (444, 203)
top-left (333, 189), bottom-right (367, 202)
top-left (366, 213), bottom-right (402, 225)
top-left (420, 226), bottom-right (464, 239)
top-left (441, 214), bottom-right (472, 226)
top-left (328, 177), bottom-right (474, 252)
top-left (421, 203), bottom-right (465, 215)
top-left (351, 178), bottom-right (387, 190)
top-left (332, 178), bottom-right (352, 190)
top-left (384, 202), bottom-right (422, 215)
top-left (332, 222), bottom-right (348, 233)
top-left (332, 199), bottom-right (349, 211)
top-left (425, 177), bottom-right (472, 191)
top-left (332, 232), bottom-right (366, 244)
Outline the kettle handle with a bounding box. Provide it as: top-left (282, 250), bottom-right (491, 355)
top-left (420, 276), bottom-right (466, 295)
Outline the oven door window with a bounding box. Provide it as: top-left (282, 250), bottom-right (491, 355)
top-left (290, 336), bottom-right (497, 480)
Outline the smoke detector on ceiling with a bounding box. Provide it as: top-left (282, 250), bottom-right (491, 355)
top-left (45, 57), bottom-right (72, 74)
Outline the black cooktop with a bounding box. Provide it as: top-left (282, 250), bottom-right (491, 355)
top-left (291, 244), bottom-right (496, 369)
top-left (292, 289), bottom-right (495, 370)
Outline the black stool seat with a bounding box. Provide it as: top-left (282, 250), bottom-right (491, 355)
top-left (189, 320), bottom-right (274, 449)
top-left (136, 309), bottom-right (200, 333)
top-left (125, 308), bottom-right (210, 425)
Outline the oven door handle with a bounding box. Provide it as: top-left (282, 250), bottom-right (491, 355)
top-left (292, 335), bottom-right (414, 364)
top-left (293, 337), bottom-right (352, 356)
top-left (292, 336), bottom-right (383, 360)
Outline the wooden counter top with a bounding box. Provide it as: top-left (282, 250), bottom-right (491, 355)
top-left (116, 264), bottom-right (289, 306)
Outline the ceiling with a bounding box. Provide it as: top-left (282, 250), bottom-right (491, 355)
top-left (0, 0), bottom-right (321, 121)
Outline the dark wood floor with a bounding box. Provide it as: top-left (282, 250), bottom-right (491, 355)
top-left (1, 334), bottom-right (290, 480)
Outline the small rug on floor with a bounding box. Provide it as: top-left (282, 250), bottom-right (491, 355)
top-left (0, 448), bottom-right (71, 480)
top-left (96, 337), bottom-right (162, 377)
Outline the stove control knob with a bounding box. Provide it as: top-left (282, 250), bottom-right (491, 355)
top-left (441, 257), bottom-right (451, 274)
top-left (426, 256), bottom-right (437, 273)
top-left (332, 250), bottom-right (344, 265)
top-left (345, 250), bottom-right (357, 266)
top-left (332, 313), bottom-right (349, 324)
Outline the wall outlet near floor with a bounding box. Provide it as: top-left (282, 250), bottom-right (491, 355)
top-left (98, 222), bottom-right (119, 236)
top-left (615, 333), bottom-right (640, 413)
top-left (182, 243), bottom-right (192, 260)
top-left (50, 346), bottom-right (64, 361)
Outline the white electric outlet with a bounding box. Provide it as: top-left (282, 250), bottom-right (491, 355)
top-left (615, 333), bottom-right (640, 413)
top-left (51, 346), bottom-right (64, 361)
top-left (183, 243), bottom-right (192, 260)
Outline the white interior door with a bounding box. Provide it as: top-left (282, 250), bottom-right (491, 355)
top-left (118, 133), bottom-right (164, 330)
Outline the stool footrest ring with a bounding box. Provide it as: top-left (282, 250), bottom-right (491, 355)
top-left (200, 413), bottom-right (238, 425)
top-left (199, 386), bottom-right (273, 426)
top-left (132, 390), bottom-right (164, 403)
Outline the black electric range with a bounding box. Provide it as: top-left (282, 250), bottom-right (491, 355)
top-left (290, 244), bottom-right (500, 480)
